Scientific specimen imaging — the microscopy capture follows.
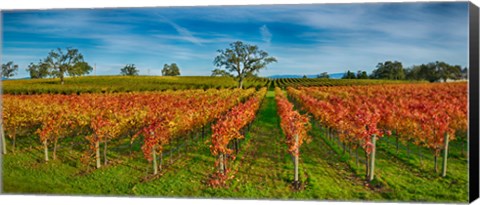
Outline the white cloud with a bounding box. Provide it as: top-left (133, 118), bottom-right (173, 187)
top-left (259, 25), bottom-right (272, 45)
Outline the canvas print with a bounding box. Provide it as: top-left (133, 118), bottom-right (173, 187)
top-left (0, 2), bottom-right (471, 203)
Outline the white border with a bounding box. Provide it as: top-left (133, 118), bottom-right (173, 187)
top-left (0, 0), bottom-right (477, 10)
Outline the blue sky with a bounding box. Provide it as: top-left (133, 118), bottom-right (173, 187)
top-left (1, 2), bottom-right (469, 78)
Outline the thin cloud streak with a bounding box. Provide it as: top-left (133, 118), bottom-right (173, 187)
top-left (159, 17), bottom-right (205, 45)
top-left (260, 25), bottom-right (272, 45)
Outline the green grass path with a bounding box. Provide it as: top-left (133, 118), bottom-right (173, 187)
top-left (307, 120), bottom-right (468, 203)
top-left (220, 91), bottom-right (381, 200)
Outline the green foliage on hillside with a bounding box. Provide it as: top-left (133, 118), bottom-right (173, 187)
top-left (271, 78), bottom-right (418, 89)
top-left (2, 76), bottom-right (269, 94)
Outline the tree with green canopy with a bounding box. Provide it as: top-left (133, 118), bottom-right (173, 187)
top-left (26, 61), bottom-right (50, 79)
top-left (161, 63), bottom-right (181, 76)
top-left (213, 41), bottom-right (277, 88)
top-left (356, 70), bottom-right (368, 79)
top-left (371, 61), bottom-right (405, 80)
top-left (211, 69), bottom-right (234, 77)
top-left (43, 48), bottom-right (91, 84)
top-left (1, 61), bottom-right (18, 79)
top-left (317, 72), bottom-right (330, 79)
top-left (342, 70), bottom-right (356, 79)
top-left (120, 64), bottom-right (139, 76)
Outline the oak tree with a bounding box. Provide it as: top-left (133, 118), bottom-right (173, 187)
top-left (213, 41), bottom-right (277, 88)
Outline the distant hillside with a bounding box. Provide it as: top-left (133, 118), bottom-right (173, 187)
top-left (268, 73), bottom-right (344, 79)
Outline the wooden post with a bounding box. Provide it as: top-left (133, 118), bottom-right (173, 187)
top-left (12, 135), bottom-right (16, 153)
top-left (95, 141), bottom-right (101, 169)
top-left (173, 138), bottom-right (177, 160)
top-left (355, 145), bottom-right (359, 166)
top-left (369, 135), bottom-right (376, 181)
top-left (294, 134), bottom-right (299, 188)
top-left (1, 124), bottom-right (6, 154)
top-left (329, 128), bottom-right (333, 140)
top-left (328, 127), bottom-right (331, 140)
top-left (159, 151), bottom-right (163, 171)
top-left (323, 126), bottom-right (327, 138)
top-left (407, 140), bottom-right (410, 157)
top-left (219, 154), bottom-right (225, 174)
top-left (129, 138), bottom-right (133, 156)
top-left (235, 138), bottom-right (239, 154)
top-left (104, 138), bottom-right (108, 165)
top-left (152, 145), bottom-right (158, 175)
top-left (419, 145), bottom-right (423, 166)
top-left (396, 135), bottom-right (399, 153)
top-left (224, 153), bottom-right (228, 172)
top-left (53, 137), bottom-right (59, 160)
top-left (337, 134), bottom-right (342, 148)
top-left (365, 150), bottom-right (369, 179)
top-left (442, 133), bottom-right (449, 177)
top-left (44, 139), bottom-right (49, 162)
